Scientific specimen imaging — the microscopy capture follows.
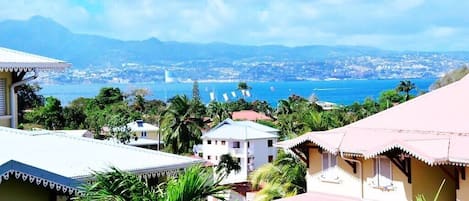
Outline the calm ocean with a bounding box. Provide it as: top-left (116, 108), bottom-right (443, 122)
top-left (39, 79), bottom-right (436, 106)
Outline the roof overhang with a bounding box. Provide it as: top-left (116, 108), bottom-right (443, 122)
top-left (0, 47), bottom-right (71, 72)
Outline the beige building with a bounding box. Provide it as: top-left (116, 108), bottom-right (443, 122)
top-left (278, 75), bottom-right (469, 201)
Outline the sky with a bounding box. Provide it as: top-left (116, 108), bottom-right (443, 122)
top-left (0, 0), bottom-right (468, 51)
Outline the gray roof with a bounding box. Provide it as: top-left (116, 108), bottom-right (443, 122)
top-left (202, 119), bottom-right (279, 140)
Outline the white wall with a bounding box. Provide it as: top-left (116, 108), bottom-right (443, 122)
top-left (202, 137), bottom-right (277, 184)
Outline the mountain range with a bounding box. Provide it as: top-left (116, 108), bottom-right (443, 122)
top-left (0, 16), bottom-right (401, 68)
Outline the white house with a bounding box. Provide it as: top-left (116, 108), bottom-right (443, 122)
top-left (200, 119), bottom-right (279, 184)
top-left (0, 126), bottom-right (201, 201)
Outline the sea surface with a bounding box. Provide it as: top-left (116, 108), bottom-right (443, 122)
top-left (39, 79), bottom-right (436, 106)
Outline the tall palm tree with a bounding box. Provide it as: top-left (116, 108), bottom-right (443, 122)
top-left (396, 80), bottom-right (416, 101)
top-left (161, 95), bottom-right (205, 154)
top-left (250, 151), bottom-right (306, 201)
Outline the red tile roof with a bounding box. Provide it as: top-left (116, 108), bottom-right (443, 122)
top-left (232, 110), bottom-right (272, 121)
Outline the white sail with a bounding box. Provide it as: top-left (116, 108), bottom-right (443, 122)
top-left (231, 91), bottom-right (237, 98)
top-left (245, 90), bottom-right (251, 97)
top-left (209, 92), bottom-right (215, 101)
top-left (241, 89), bottom-right (246, 96)
top-left (223, 93), bottom-right (229, 102)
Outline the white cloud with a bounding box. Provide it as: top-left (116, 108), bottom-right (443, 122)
top-left (0, 0), bottom-right (468, 50)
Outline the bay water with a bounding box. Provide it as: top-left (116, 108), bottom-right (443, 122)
top-left (39, 79), bottom-right (436, 106)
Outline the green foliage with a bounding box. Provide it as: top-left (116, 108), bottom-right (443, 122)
top-left (161, 165), bottom-right (230, 201)
top-left (17, 83), bottom-right (44, 123)
top-left (378, 89), bottom-right (404, 110)
top-left (396, 80), bottom-right (416, 101)
top-left (96, 87), bottom-right (124, 108)
top-left (161, 95), bottom-right (205, 154)
top-left (415, 179), bottom-right (446, 201)
top-left (76, 167), bottom-right (157, 201)
top-left (207, 101), bottom-right (231, 126)
top-left (216, 154), bottom-right (241, 176)
top-left (25, 96), bottom-right (64, 130)
top-left (192, 80), bottom-right (200, 101)
top-left (252, 100), bottom-right (273, 117)
top-left (237, 82), bottom-right (251, 90)
top-left (250, 151), bottom-right (306, 200)
top-left (430, 65), bottom-right (469, 90)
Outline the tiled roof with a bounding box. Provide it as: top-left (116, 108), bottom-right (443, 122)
top-left (203, 119), bottom-right (278, 140)
top-left (232, 110), bottom-right (272, 121)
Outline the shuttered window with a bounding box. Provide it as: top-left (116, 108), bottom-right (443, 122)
top-left (321, 152), bottom-right (338, 180)
top-left (0, 79), bottom-right (5, 115)
top-left (374, 157), bottom-right (393, 187)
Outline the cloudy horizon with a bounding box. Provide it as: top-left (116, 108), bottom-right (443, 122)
top-left (1, 0), bottom-right (468, 51)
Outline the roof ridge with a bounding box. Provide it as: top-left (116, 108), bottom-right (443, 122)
top-left (348, 126), bottom-right (469, 136)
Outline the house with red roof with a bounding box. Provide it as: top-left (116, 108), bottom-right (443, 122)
top-left (232, 110), bottom-right (272, 121)
top-left (277, 75), bottom-right (469, 201)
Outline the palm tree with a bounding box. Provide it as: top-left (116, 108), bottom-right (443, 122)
top-left (161, 95), bottom-right (206, 154)
top-left (250, 151), bottom-right (306, 201)
top-left (207, 101), bottom-right (231, 126)
top-left (76, 167), bottom-right (157, 201)
top-left (162, 165), bottom-right (230, 201)
top-left (396, 80), bottom-right (416, 101)
top-left (76, 166), bottom-right (229, 201)
top-left (216, 154), bottom-right (241, 176)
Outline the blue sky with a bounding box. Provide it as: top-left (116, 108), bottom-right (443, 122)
top-left (0, 0), bottom-right (468, 51)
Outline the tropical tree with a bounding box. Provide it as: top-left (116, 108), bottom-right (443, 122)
top-left (17, 83), bottom-right (44, 123)
top-left (161, 95), bottom-right (205, 154)
top-left (96, 87), bottom-right (124, 109)
top-left (24, 96), bottom-right (64, 130)
top-left (216, 154), bottom-right (241, 176)
top-left (396, 80), bottom-right (416, 101)
top-left (207, 101), bottom-right (231, 126)
top-left (250, 151), bottom-right (306, 200)
top-left (76, 167), bottom-right (157, 201)
top-left (237, 82), bottom-right (251, 98)
top-left (162, 165), bottom-right (230, 201)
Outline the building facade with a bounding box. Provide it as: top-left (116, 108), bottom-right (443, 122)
top-left (201, 119), bottom-right (279, 184)
top-left (278, 75), bottom-right (469, 201)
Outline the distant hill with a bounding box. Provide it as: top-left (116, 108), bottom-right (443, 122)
top-left (0, 16), bottom-right (390, 68)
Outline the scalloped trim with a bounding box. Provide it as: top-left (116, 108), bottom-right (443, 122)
top-left (0, 170), bottom-right (77, 195)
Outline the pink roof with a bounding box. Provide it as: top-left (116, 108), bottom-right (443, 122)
top-left (232, 110), bottom-right (272, 121)
top-left (278, 75), bottom-right (469, 166)
top-left (275, 192), bottom-right (361, 201)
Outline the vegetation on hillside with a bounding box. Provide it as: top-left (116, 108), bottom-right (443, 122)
top-left (430, 65), bottom-right (469, 90)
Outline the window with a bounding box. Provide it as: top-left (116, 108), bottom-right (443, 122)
top-left (0, 79), bottom-right (5, 115)
top-left (215, 140), bottom-right (218, 145)
top-left (215, 156), bottom-right (218, 160)
top-left (268, 140), bottom-right (273, 147)
top-left (237, 158), bottom-right (241, 163)
top-left (141, 131), bottom-right (147, 137)
top-left (373, 157), bottom-right (393, 188)
top-left (321, 153), bottom-right (338, 180)
top-left (221, 141), bottom-right (226, 145)
top-left (207, 140), bottom-right (212, 145)
top-left (232, 141), bottom-right (240, 148)
top-left (247, 141), bottom-right (250, 148)
top-left (268, 155), bottom-right (274, 163)
top-left (207, 155), bottom-right (212, 160)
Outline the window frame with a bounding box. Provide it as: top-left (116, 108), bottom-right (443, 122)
top-left (267, 140), bottom-right (273, 147)
top-left (232, 141), bottom-right (240, 148)
top-left (207, 140), bottom-right (212, 145)
top-left (268, 155), bottom-right (273, 163)
top-left (373, 156), bottom-right (393, 189)
top-left (321, 152), bottom-right (339, 182)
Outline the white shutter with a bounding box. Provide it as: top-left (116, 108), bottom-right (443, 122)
top-left (322, 153), bottom-right (338, 180)
top-left (379, 158), bottom-right (392, 186)
top-left (0, 79), bottom-right (5, 115)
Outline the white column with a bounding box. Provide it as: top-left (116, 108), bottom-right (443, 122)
top-left (243, 140), bottom-right (249, 179)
